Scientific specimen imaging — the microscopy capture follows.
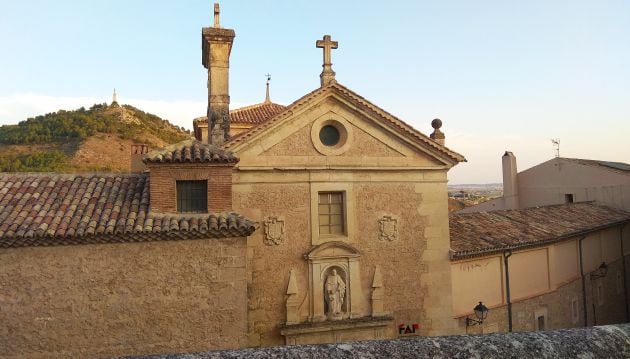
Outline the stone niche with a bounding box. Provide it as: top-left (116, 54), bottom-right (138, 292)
top-left (280, 241), bottom-right (393, 345)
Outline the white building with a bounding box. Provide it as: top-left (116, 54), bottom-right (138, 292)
top-left (459, 152), bottom-right (630, 213)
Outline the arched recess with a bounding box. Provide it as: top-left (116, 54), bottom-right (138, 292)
top-left (304, 241), bottom-right (366, 321)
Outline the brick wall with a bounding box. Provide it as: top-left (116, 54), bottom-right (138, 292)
top-left (147, 163), bottom-right (234, 213)
top-left (0, 237), bottom-right (248, 358)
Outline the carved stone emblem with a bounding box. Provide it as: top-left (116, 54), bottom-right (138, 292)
top-left (264, 216), bottom-right (285, 246)
top-left (378, 215), bottom-right (398, 241)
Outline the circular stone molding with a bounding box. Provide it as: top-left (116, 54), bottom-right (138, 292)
top-left (311, 115), bottom-right (353, 156)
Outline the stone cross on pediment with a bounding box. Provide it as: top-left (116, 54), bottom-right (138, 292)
top-left (316, 35), bottom-right (338, 87)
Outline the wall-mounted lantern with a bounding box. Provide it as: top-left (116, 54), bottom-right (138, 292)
top-left (466, 301), bottom-right (489, 327)
top-left (590, 262), bottom-right (608, 280)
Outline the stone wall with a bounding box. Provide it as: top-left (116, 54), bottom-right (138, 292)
top-left (232, 171), bottom-right (455, 346)
top-left (0, 237), bottom-right (247, 358)
top-left (128, 323), bottom-right (630, 359)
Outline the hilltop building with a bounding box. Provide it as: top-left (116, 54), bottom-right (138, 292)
top-left (1, 4), bottom-right (629, 358)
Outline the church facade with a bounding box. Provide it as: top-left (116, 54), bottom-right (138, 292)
top-left (1, 4), bottom-right (630, 358)
top-left (192, 5), bottom-right (465, 346)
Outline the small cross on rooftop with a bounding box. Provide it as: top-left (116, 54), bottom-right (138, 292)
top-left (316, 35), bottom-right (338, 87)
top-left (214, 3), bottom-right (220, 28)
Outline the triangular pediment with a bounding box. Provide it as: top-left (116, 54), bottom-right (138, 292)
top-left (226, 82), bottom-right (465, 169)
top-left (305, 241), bottom-right (361, 260)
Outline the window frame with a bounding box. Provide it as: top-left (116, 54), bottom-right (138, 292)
top-left (310, 182), bottom-right (354, 245)
top-left (176, 180), bottom-right (208, 213)
top-left (318, 191), bottom-right (346, 236)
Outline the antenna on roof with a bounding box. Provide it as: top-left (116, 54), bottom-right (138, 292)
top-left (551, 139), bottom-right (560, 158)
top-left (264, 73), bottom-right (271, 103)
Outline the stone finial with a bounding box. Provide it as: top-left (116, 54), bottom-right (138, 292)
top-left (316, 35), bottom-right (338, 87)
top-left (430, 118), bottom-right (445, 145)
top-left (286, 269), bottom-right (300, 324)
top-left (213, 3), bottom-right (220, 28)
top-left (371, 266), bottom-right (386, 317)
top-left (265, 74), bottom-right (271, 103)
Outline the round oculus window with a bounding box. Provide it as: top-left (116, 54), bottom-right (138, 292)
top-left (319, 125), bottom-right (340, 146)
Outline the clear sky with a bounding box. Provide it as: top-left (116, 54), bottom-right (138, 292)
top-left (1, 0), bottom-right (629, 184)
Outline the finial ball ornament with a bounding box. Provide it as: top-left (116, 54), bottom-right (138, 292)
top-left (431, 118), bottom-right (442, 130)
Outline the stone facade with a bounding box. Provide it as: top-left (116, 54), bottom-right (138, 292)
top-left (228, 83), bottom-right (463, 345)
top-left (0, 237), bottom-right (248, 358)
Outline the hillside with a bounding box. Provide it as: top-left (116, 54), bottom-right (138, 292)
top-left (0, 102), bottom-right (191, 172)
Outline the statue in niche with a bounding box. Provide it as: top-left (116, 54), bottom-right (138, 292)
top-left (324, 269), bottom-right (346, 320)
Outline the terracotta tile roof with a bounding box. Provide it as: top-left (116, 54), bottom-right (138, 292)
top-left (230, 102), bottom-right (286, 124)
top-left (0, 173), bottom-right (256, 248)
top-left (144, 140), bottom-right (238, 164)
top-left (193, 102), bottom-right (286, 126)
top-left (449, 202), bottom-right (630, 259)
top-left (224, 82), bottom-right (466, 164)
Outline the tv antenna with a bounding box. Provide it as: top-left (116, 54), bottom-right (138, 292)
top-left (551, 139), bottom-right (560, 158)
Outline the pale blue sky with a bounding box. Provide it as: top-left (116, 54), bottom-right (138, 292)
top-left (1, 0), bottom-right (629, 183)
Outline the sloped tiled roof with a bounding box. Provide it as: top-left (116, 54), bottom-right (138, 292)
top-left (0, 173), bottom-right (256, 248)
top-left (193, 102), bottom-right (286, 126)
top-left (144, 140), bottom-right (238, 164)
top-left (230, 102), bottom-right (286, 124)
top-left (225, 82), bottom-right (466, 164)
top-left (449, 202), bottom-right (630, 259)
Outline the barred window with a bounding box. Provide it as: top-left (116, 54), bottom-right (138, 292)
top-left (318, 192), bottom-right (344, 235)
top-left (176, 180), bottom-right (207, 213)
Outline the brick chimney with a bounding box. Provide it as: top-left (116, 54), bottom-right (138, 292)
top-left (202, 3), bottom-right (235, 145)
top-left (130, 144), bottom-right (149, 172)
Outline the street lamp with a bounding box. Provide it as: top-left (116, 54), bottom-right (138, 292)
top-left (466, 301), bottom-right (489, 327)
top-left (590, 262), bottom-right (608, 280)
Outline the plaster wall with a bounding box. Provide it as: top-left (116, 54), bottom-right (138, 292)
top-left (0, 238), bottom-right (248, 358)
top-left (550, 239), bottom-right (579, 287)
top-left (517, 159), bottom-right (630, 210)
top-left (451, 224), bottom-right (628, 334)
top-left (510, 248), bottom-right (550, 301)
top-left (582, 233), bottom-right (603, 273)
top-left (451, 256), bottom-right (503, 316)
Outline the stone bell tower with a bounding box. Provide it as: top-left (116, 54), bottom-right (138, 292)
top-left (202, 3), bottom-right (235, 145)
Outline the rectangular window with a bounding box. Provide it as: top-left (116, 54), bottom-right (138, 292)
top-left (318, 192), bottom-right (344, 235)
top-left (537, 315), bottom-right (546, 331)
top-left (176, 180), bottom-right (208, 213)
top-left (565, 194), bottom-right (574, 203)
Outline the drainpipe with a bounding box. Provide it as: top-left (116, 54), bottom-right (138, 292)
top-left (579, 235), bottom-right (588, 326)
top-left (621, 225), bottom-right (629, 322)
top-left (504, 249), bottom-right (513, 332)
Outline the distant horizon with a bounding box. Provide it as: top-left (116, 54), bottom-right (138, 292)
top-left (1, 1), bottom-right (628, 183)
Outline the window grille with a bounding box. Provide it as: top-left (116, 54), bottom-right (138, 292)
top-left (176, 180), bottom-right (208, 213)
